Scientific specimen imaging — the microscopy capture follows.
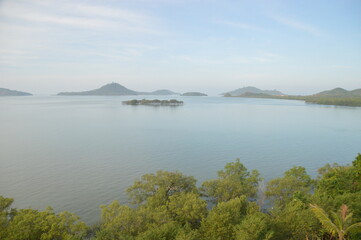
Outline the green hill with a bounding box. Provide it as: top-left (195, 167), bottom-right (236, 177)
top-left (306, 88), bottom-right (361, 106)
top-left (312, 88), bottom-right (361, 98)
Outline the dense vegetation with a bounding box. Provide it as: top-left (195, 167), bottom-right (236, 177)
top-left (305, 97), bottom-right (361, 107)
top-left (225, 88), bottom-right (361, 107)
top-left (1, 155), bottom-right (361, 239)
top-left (122, 99), bottom-right (184, 106)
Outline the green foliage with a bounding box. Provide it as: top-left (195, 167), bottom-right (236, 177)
top-left (3, 206), bottom-right (87, 240)
top-left (313, 160), bottom-right (361, 221)
top-left (2, 155), bottom-right (361, 240)
top-left (270, 199), bottom-right (320, 240)
top-left (135, 221), bottom-right (180, 240)
top-left (167, 192), bottom-right (207, 227)
top-left (0, 196), bottom-right (15, 239)
top-left (305, 97), bottom-right (361, 107)
top-left (310, 204), bottom-right (361, 240)
top-left (266, 166), bottom-right (314, 208)
top-left (312, 157), bottom-right (361, 239)
top-left (174, 225), bottom-right (200, 240)
top-left (0, 196), bottom-right (14, 214)
top-left (98, 200), bottom-right (172, 239)
top-left (201, 159), bottom-right (261, 203)
top-left (352, 154), bottom-right (361, 182)
top-left (98, 201), bottom-right (144, 239)
top-left (316, 165), bottom-right (357, 196)
top-left (200, 196), bottom-right (251, 240)
top-left (126, 171), bottom-right (198, 206)
top-left (234, 212), bottom-right (273, 240)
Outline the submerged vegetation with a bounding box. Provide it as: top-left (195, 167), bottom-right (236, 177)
top-left (122, 99), bottom-right (184, 106)
top-left (1, 155), bottom-right (361, 239)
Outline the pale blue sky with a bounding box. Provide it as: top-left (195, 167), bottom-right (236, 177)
top-left (0, 0), bottom-right (360, 95)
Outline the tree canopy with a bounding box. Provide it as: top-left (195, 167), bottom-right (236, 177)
top-left (1, 155), bottom-right (361, 239)
top-left (201, 159), bottom-right (261, 203)
top-left (266, 166), bottom-right (314, 208)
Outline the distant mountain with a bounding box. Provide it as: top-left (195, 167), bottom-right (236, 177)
top-left (138, 89), bottom-right (180, 95)
top-left (312, 88), bottom-right (361, 97)
top-left (226, 87), bottom-right (361, 107)
top-left (350, 89), bottom-right (361, 96)
top-left (0, 88), bottom-right (32, 96)
top-left (222, 87), bottom-right (284, 96)
top-left (236, 92), bottom-right (276, 98)
top-left (149, 89), bottom-right (179, 95)
top-left (181, 92), bottom-right (207, 96)
top-left (58, 83), bottom-right (137, 96)
top-left (57, 83), bottom-right (179, 96)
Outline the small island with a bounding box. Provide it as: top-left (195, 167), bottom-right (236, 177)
top-left (122, 99), bottom-right (184, 106)
top-left (181, 92), bottom-right (207, 96)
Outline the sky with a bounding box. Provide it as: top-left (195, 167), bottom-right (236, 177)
top-left (0, 0), bottom-right (360, 95)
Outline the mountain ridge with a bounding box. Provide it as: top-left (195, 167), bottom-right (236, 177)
top-left (58, 83), bottom-right (179, 96)
top-left (137, 89), bottom-right (179, 95)
top-left (0, 88), bottom-right (32, 96)
top-left (181, 92), bottom-right (207, 96)
top-left (225, 87), bottom-right (361, 107)
top-left (312, 87), bottom-right (361, 97)
top-left (222, 86), bottom-right (284, 96)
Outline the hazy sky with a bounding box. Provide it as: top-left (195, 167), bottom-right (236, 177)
top-left (0, 0), bottom-right (360, 95)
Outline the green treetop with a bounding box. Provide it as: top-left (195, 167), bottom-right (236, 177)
top-left (201, 159), bottom-right (261, 203)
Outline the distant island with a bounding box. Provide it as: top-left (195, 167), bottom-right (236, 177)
top-left (122, 99), bottom-right (184, 106)
top-left (225, 87), bottom-right (361, 107)
top-left (222, 86), bottom-right (284, 97)
top-left (138, 89), bottom-right (180, 95)
top-left (181, 92), bottom-right (207, 96)
top-left (0, 88), bottom-right (32, 96)
top-left (58, 83), bottom-right (179, 96)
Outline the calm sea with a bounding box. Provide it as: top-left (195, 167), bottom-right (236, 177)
top-left (1, 95), bottom-right (360, 223)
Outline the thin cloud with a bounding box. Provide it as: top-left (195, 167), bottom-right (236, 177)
top-left (0, 0), bottom-right (161, 34)
top-left (24, 0), bottom-right (152, 25)
top-left (69, 4), bottom-right (149, 25)
top-left (0, 0), bottom-right (164, 67)
top-left (176, 55), bottom-right (224, 65)
top-left (175, 51), bottom-right (282, 65)
top-left (0, 49), bottom-right (40, 66)
top-left (251, 51), bottom-right (283, 62)
top-left (259, 52), bottom-right (281, 58)
top-left (331, 65), bottom-right (352, 69)
top-left (235, 73), bottom-right (269, 80)
top-left (271, 15), bottom-right (321, 36)
top-left (214, 20), bottom-right (264, 31)
top-left (5, 12), bottom-right (112, 29)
